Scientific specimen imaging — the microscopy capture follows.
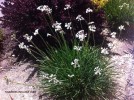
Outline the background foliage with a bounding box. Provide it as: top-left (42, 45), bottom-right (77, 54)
top-left (0, 0), bottom-right (108, 60)
top-left (104, 0), bottom-right (134, 28)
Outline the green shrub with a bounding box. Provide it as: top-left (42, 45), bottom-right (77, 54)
top-left (104, 0), bottom-right (134, 27)
top-left (39, 44), bottom-right (115, 100)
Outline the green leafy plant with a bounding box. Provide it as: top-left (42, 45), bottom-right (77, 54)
top-left (17, 3), bottom-right (116, 100)
top-left (39, 44), bottom-right (116, 100)
top-left (103, 0), bottom-right (134, 27)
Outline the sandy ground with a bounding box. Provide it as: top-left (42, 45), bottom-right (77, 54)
top-left (109, 38), bottom-right (134, 100)
top-left (0, 24), bottom-right (56, 100)
top-left (0, 28), bottom-right (47, 100)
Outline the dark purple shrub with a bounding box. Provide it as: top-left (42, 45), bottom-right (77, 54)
top-left (0, 0), bottom-right (107, 59)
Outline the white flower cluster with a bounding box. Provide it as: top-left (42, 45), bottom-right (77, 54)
top-left (23, 34), bottom-right (33, 42)
top-left (101, 47), bottom-right (109, 55)
top-left (33, 29), bottom-right (39, 36)
top-left (73, 46), bottom-right (82, 51)
top-left (94, 66), bottom-right (102, 75)
top-left (68, 74), bottom-right (74, 78)
top-left (64, 4), bottom-right (71, 10)
top-left (110, 32), bottom-right (117, 38)
top-left (37, 5), bottom-right (52, 14)
top-left (118, 25), bottom-right (125, 31)
top-left (65, 22), bottom-right (72, 30)
top-left (71, 59), bottom-right (80, 68)
top-left (107, 43), bottom-right (114, 49)
top-left (88, 21), bottom-right (94, 25)
top-left (52, 21), bottom-right (62, 32)
top-left (86, 8), bottom-right (93, 13)
top-left (18, 42), bottom-right (31, 53)
top-left (119, 3), bottom-right (129, 10)
top-left (42, 73), bottom-right (62, 84)
top-left (75, 30), bottom-right (87, 41)
top-left (47, 33), bottom-right (52, 37)
top-left (88, 22), bottom-right (96, 32)
top-left (88, 25), bottom-right (96, 32)
top-left (76, 15), bottom-right (85, 21)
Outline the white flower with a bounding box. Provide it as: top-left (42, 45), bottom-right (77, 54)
top-left (88, 25), bottom-right (96, 32)
top-left (110, 32), bottom-right (117, 38)
top-left (125, 21), bottom-right (130, 26)
top-left (88, 21), bottom-right (94, 25)
top-left (123, 3), bottom-right (129, 8)
top-left (44, 74), bottom-right (62, 84)
top-left (23, 34), bottom-right (33, 42)
top-left (119, 3), bottom-right (129, 10)
top-left (94, 66), bottom-right (102, 75)
top-left (118, 25), bottom-right (125, 31)
top-left (71, 59), bottom-right (80, 68)
top-left (86, 8), bottom-right (93, 13)
top-left (18, 42), bottom-right (26, 49)
top-left (52, 21), bottom-right (62, 32)
top-left (73, 46), bottom-right (82, 51)
top-left (65, 22), bottom-right (72, 30)
top-left (75, 30), bottom-right (87, 41)
top-left (68, 74), bottom-right (74, 78)
top-left (37, 5), bottom-right (52, 14)
top-left (119, 5), bottom-right (123, 10)
top-left (76, 15), bottom-right (85, 21)
top-left (64, 4), bottom-right (71, 10)
top-left (107, 43), bottom-right (114, 49)
top-left (11, 54), bottom-right (15, 57)
top-left (101, 47), bottom-right (109, 55)
top-left (18, 42), bottom-right (31, 53)
top-left (47, 33), bottom-right (52, 37)
top-left (34, 29), bottom-right (39, 36)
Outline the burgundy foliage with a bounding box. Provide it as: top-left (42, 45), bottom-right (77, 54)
top-left (0, 0), bottom-right (107, 59)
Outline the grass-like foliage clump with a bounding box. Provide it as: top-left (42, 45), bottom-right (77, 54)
top-left (104, 0), bottom-right (134, 27)
top-left (39, 43), bottom-right (115, 100)
top-left (16, 2), bottom-right (116, 99)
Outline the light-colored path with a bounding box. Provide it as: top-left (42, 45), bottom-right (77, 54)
top-left (0, 61), bottom-right (41, 100)
top-left (0, 0), bottom-right (4, 17)
top-left (109, 25), bottom-right (134, 100)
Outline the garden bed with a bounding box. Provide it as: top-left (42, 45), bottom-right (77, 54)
top-left (0, 0), bottom-right (134, 99)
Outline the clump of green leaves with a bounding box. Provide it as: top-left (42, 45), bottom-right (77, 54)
top-left (16, 3), bottom-right (116, 99)
top-left (39, 43), bottom-right (116, 100)
top-left (104, 0), bottom-right (134, 27)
